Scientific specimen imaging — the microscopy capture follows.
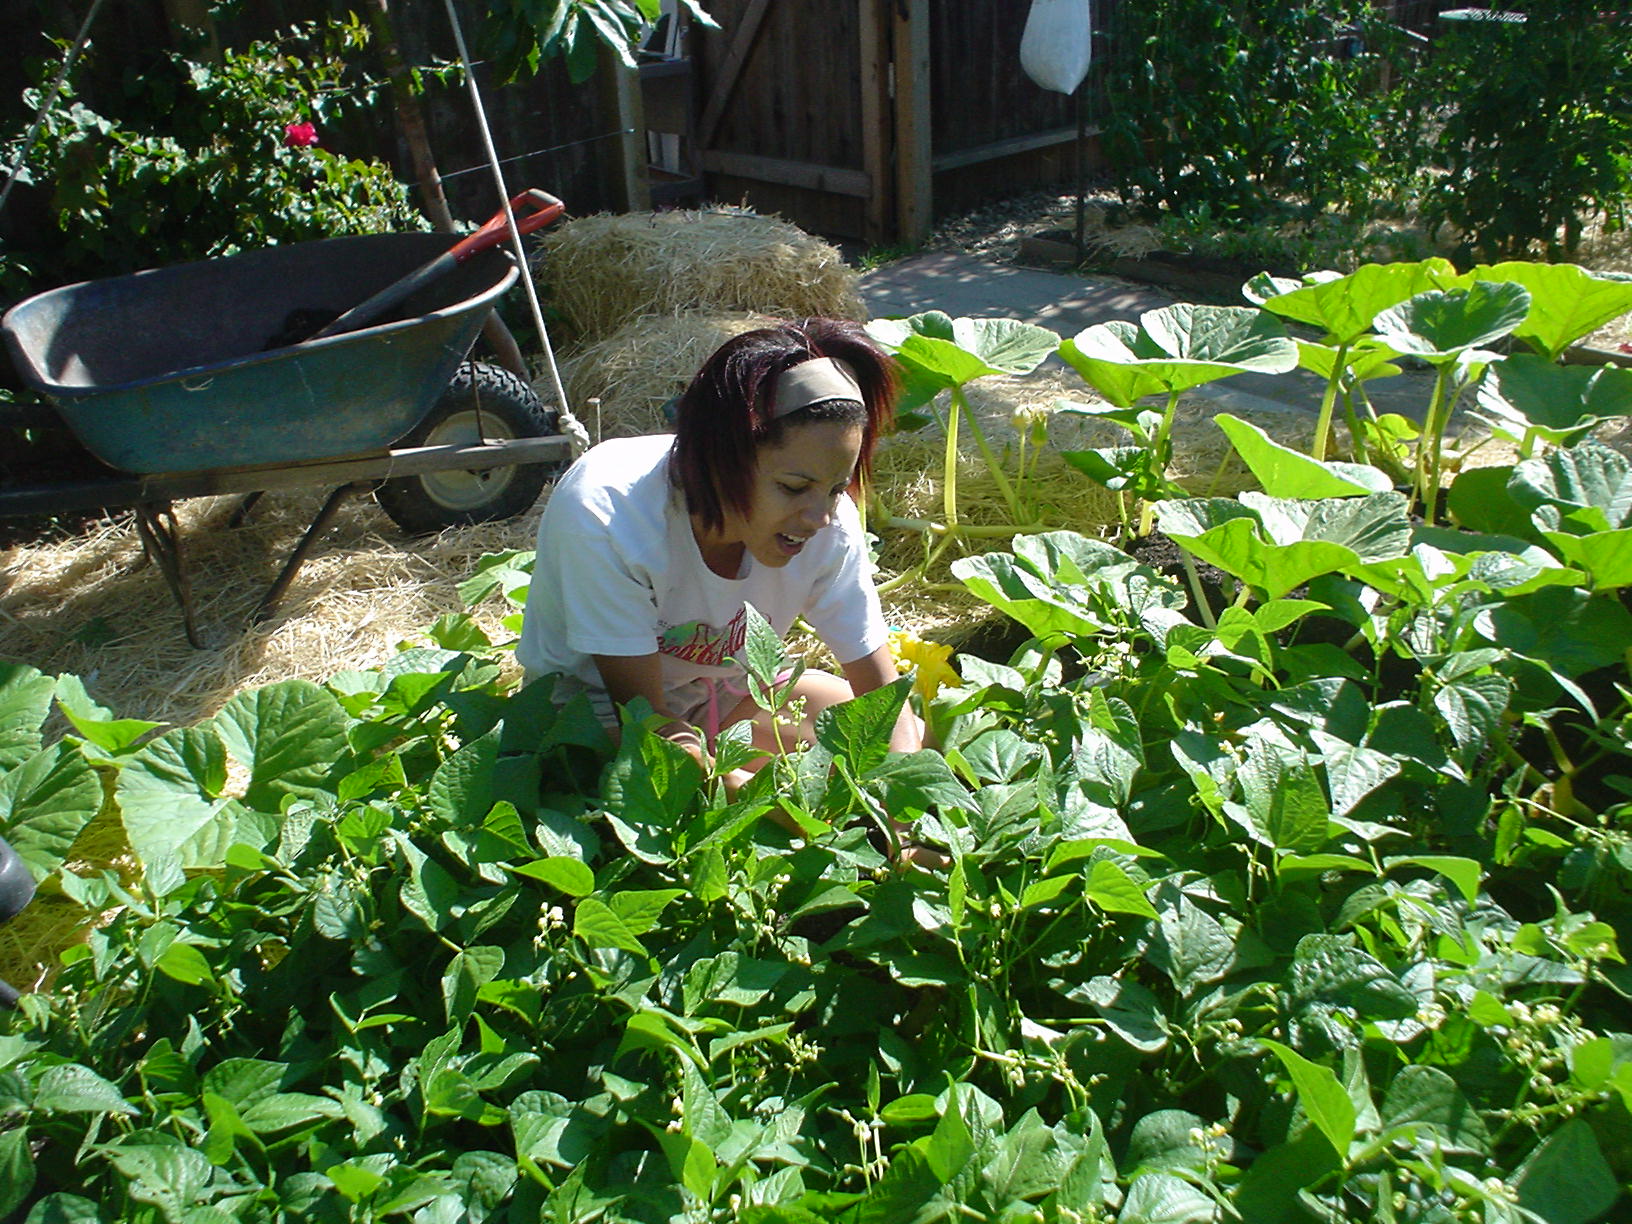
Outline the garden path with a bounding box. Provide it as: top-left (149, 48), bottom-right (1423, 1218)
top-left (859, 251), bottom-right (1438, 424)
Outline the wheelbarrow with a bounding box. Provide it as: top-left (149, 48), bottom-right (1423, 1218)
top-left (0, 193), bottom-right (577, 646)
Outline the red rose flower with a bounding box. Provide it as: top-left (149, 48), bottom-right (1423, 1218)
top-left (283, 122), bottom-right (319, 148)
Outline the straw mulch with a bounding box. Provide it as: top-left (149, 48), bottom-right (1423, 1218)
top-left (536, 208), bottom-right (865, 348)
top-left (558, 311), bottom-right (781, 440)
top-left (0, 491), bottom-right (537, 730)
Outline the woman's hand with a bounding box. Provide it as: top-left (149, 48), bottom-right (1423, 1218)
top-left (721, 766), bottom-right (757, 797)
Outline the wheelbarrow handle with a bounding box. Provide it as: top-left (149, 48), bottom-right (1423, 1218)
top-left (305, 190), bottom-right (565, 344)
top-left (447, 190), bottom-right (565, 264)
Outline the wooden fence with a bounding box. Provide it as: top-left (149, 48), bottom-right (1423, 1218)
top-left (1, 0), bottom-right (1472, 256)
top-left (677, 0), bottom-right (1085, 245)
top-left (664, 0), bottom-right (1464, 245)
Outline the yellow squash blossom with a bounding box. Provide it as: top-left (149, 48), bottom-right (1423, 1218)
top-left (889, 628), bottom-right (961, 703)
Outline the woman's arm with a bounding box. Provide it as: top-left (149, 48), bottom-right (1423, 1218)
top-left (841, 644), bottom-right (923, 753)
top-left (596, 652), bottom-right (771, 802)
top-left (591, 653), bottom-right (705, 760)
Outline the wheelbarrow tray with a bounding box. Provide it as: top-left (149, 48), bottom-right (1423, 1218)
top-left (1, 231), bottom-right (517, 475)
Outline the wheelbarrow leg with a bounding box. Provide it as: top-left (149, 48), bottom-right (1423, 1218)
top-left (134, 502), bottom-right (206, 649)
top-left (228, 490), bottom-right (266, 529)
top-left (251, 482), bottom-right (367, 626)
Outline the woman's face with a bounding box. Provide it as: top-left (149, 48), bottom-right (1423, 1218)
top-left (710, 419), bottom-right (863, 571)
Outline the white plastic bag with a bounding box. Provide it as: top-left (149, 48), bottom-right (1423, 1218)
top-left (1019, 0), bottom-right (1093, 95)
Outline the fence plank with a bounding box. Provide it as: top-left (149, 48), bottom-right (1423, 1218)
top-left (859, 0), bottom-right (890, 244)
top-left (701, 151), bottom-right (870, 198)
top-left (933, 125), bottom-right (1094, 173)
top-left (895, 0), bottom-right (933, 244)
top-left (697, 0), bottom-right (772, 148)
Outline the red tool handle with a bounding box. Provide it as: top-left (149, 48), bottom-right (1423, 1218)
top-left (447, 190), bottom-right (565, 264)
top-left (300, 189), bottom-right (566, 344)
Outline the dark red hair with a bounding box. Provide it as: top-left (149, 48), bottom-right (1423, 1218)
top-left (670, 318), bottom-right (898, 533)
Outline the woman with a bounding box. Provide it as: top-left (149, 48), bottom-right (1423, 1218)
top-left (516, 317), bottom-right (919, 794)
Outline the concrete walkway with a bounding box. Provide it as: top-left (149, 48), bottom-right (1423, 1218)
top-left (858, 251), bottom-right (1437, 425)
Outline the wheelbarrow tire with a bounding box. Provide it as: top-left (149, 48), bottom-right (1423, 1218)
top-left (375, 362), bottom-right (564, 535)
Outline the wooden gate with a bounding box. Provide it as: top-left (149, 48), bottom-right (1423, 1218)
top-left (668, 0), bottom-right (1091, 244)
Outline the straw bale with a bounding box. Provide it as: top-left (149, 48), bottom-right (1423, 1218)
top-left (557, 311), bottom-right (779, 440)
top-left (537, 208), bottom-right (865, 346)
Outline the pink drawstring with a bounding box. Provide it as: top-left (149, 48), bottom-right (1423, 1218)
top-left (703, 679), bottom-right (722, 742)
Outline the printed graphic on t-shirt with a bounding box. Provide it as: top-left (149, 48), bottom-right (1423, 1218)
top-left (658, 605), bottom-right (747, 667)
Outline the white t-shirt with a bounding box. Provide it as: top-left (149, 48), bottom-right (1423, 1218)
top-left (516, 434), bottom-right (887, 721)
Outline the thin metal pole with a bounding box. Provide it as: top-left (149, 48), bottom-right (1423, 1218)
top-left (1074, 84), bottom-right (1087, 264)
top-left (0, 0), bottom-right (109, 216)
top-left (439, 0), bottom-right (579, 447)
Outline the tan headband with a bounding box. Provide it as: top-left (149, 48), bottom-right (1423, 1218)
top-left (771, 357), bottom-right (863, 419)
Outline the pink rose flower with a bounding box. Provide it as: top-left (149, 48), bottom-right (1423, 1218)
top-left (283, 122), bottom-right (319, 148)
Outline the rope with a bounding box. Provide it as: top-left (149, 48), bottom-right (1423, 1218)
top-left (439, 0), bottom-right (587, 457)
top-left (0, 0), bottom-right (109, 217)
top-left (440, 129), bottom-right (635, 180)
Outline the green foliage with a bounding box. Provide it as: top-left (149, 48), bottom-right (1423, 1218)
top-left (1096, 1), bottom-right (1632, 270)
top-left (479, 0), bottom-right (718, 84)
top-left (865, 312), bottom-right (1061, 585)
top-left (5, 262), bottom-right (1632, 1220)
top-left (3, 493), bottom-right (1632, 1219)
top-left (1055, 303), bottom-right (1298, 533)
top-left (1247, 258), bottom-right (1632, 523)
top-left (867, 259), bottom-right (1632, 583)
top-left (1406, 1), bottom-right (1632, 260)
top-left (4, 17), bottom-right (426, 296)
top-left (1098, 1), bottom-right (1404, 226)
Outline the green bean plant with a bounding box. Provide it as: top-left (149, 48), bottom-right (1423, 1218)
top-left (3, 497), bottom-right (1632, 1220)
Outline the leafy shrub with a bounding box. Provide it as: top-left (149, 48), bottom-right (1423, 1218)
top-left (1098, 1), bottom-right (1407, 227)
top-left (2, 16), bottom-right (426, 300)
top-left (1404, 1), bottom-right (1632, 260)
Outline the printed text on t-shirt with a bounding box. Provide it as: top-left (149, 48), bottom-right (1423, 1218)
top-left (657, 605), bottom-right (747, 667)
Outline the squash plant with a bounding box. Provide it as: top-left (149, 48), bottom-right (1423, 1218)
top-left (1053, 303), bottom-right (1299, 535)
top-left (865, 312), bottom-right (1060, 590)
top-left (1246, 259), bottom-right (1632, 527)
